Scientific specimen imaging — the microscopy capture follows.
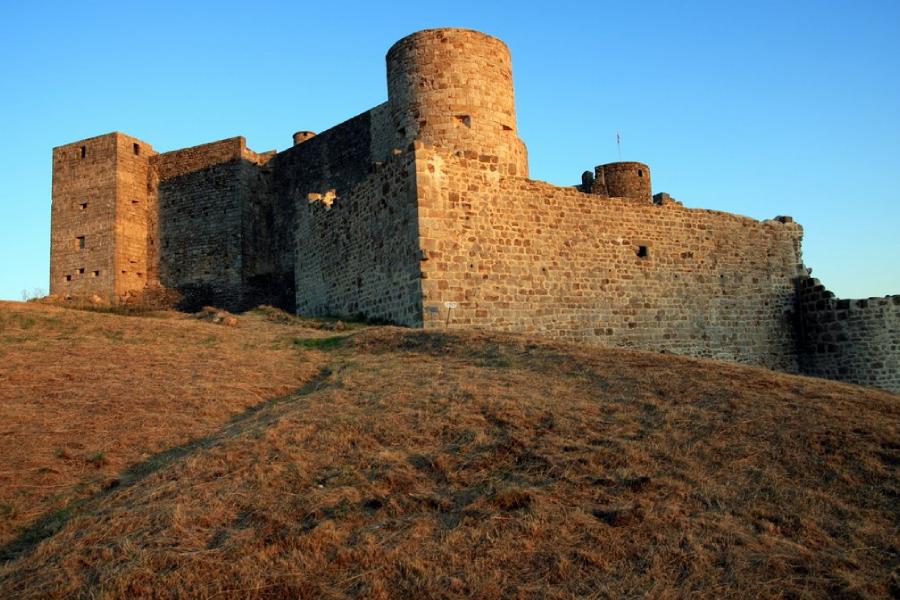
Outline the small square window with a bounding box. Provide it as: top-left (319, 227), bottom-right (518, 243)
top-left (637, 245), bottom-right (649, 258)
top-left (77, 268), bottom-right (85, 275)
top-left (79, 202), bottom-right (87, 211)
top-left (91, 270), bottom-right (100, 278)
top-left (76, 236), bottom-right (85, 250)
top-left (65, 274), bottom-right (72, 282)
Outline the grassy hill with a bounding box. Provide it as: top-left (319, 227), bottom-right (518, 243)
top-left (0, 301), bottom-right (897, 599)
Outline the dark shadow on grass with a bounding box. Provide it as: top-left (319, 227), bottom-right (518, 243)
top-left (356, 330), bottom-right (635, 389)
top-left (0, 366), bottom-right (334, 564)
top-left (293, 336), bottom-right (347, 351)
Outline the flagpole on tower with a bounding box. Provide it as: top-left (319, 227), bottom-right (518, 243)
top-left (616, 130), bottom-right (621, 161)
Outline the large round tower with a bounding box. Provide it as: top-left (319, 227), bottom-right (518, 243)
top-left (386, 28), bottom-right (529, 177)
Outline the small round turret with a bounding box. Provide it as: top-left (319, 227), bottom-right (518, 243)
top-left (386, 28), bottom-right (528, 177)
top-left (592, 162), bottom-right (652, 202)
top-left (292, 131), bottom-right (316, 146)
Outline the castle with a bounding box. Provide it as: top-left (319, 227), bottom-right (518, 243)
top-left (49, 28), bottom-right (899, 393)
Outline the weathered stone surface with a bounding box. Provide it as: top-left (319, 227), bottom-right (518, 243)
top-left (294, 150), bottom-right (423, 325)
top-left (386, 28), bottom-right (529, 179)
top-left (591, 162), bottom-right (652, 202)
top-left (48, 28), bottom-right (898, 392)
top-left (796, 278), bottom-right (899, 392)
top-left (414, 145), bottom-right (803, 371)
top-left (51, 132), bottom-right (156, 302)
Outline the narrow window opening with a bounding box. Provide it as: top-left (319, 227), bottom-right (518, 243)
top-left (637, 245), bottom-right (649, 258)
top-left (637, 169), bottom-right (643, 178)
top-left (65, 274), bottom-right (72, 282)
top-left (137, 272), bottom-right (143, 278)
top-left (133, 143), bottom-right (140, 155)
top-left (131, 199), bottom-right (139, 206)
top-left (77, 268), bottom-right (85, 275)
top-left (501, 124), bottom-right (513, 131)
top-left (80, 146), bottom-right (86, 159)
top-left (455, 115), bottom-right (472, 128)
top-left (91, 270), bottom-right (99, 278)
top-left (397, 127), bottom-right (406, 138)
top-left (79, 202), bottom-right (87, 211)
top-left (76, 236), bottom-right (85, 250)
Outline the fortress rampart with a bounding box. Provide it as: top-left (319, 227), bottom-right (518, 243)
top-left (414, 146), bottom-right (803, 370)
top-left (48, 28), bottom-right (899, 392)
top-left (795, 278), bottom-right (900, 390)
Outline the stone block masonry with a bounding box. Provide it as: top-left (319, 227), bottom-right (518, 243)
top-left (294, 150), bottom-right (423, 325)
top-left (415, 146), bottom-right (804, 371)
top-left (153, 137), bottom-right (256, 310)
top-left (51, 132), bottom-right (158, 302)
top-left (796, 278), bottom-right (900, 392)
top-left (386, 29), bottom-right (528, 179)
top-left (48, 27), bottom-right (898, 392)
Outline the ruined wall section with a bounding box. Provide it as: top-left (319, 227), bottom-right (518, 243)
top-left (796, 278), bottom-right (900, 392)
top-left (152, 137), bottom-right (250, 310)
top-left (294, 150), bottom-right (423, 325)
top-left (415, 146), bottom-right (805, 370)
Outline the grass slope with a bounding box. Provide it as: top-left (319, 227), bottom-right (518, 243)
top-left (0, 302), bottom-right (897, 599)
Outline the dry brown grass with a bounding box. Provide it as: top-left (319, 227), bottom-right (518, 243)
top-left (0, 301), bottom-right (327, 552)
top-left (0, 304), bottom-right (898, 598)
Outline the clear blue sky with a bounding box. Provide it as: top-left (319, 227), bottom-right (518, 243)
top-left (1, 0), bottom-right (897, 300)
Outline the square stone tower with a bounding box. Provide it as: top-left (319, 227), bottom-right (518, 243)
top-left (50, 132), bottom-right (156, 300)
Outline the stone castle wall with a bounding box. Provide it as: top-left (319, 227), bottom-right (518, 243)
top-left (269, 103), bottom-right (395, 311)
top-left (48, 103), bottom-right (398, 312)
top-left (48, 28), bottom-right (897, 393)
top-left (414, 145), bottom-right (805, 370)
top-left (294, 150), bottom-right (423, 325)
top-left (795, 277), bottom-right (900, 392)
top-left (151, 138), bottom-right (251, 309)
